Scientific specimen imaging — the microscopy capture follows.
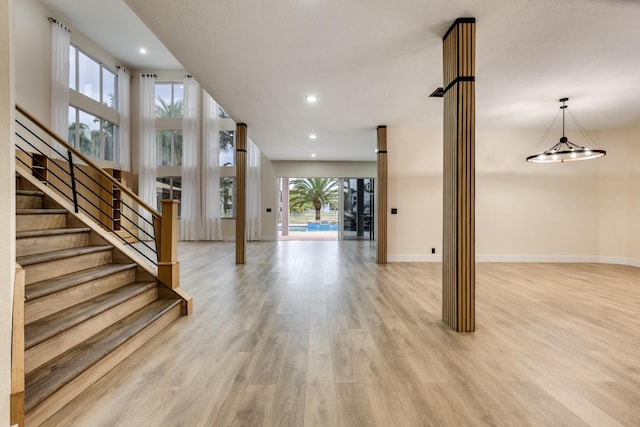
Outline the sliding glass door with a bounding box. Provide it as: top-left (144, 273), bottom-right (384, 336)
top-left (341, 178), bottom-right (374, 241)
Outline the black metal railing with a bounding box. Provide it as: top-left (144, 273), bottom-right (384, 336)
top-left (14, 105), bottom-right (160, 266)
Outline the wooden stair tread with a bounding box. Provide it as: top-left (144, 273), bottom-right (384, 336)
top-left (17, 245), bottom-right (112, 267)
top-left (25, 281), bottom-right (159, 349)
top-left (17, 227), bottom-right (91, 239)
top-left (16, 189), bottom-right (44, 196)
top-left (16, 208), bottom-right (67, 215)
top-left (25, 263), bottom-right (137, 301)
top-left (25, 299), bottom-right (181, 412)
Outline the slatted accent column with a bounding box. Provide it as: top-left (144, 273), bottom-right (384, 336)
top-left (235, 123), bottom-right (247, 264)
top-left (442, 18), bottom-right (476, 332)
top-left (376, 126), bottom-right (387, 264)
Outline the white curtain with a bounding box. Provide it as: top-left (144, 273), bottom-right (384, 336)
top-left (181, 76), bottom-right (201, 240)
top-left (50, 18), bottom-right (70, 156)
top-left (117, 67), bottom-right (131, 170)
top-left (202, 91), bottom-right (222, 240)
top-left (138, 74), bottom-right (157, 239)
top-left (247, 138), bottom-right (262, 241)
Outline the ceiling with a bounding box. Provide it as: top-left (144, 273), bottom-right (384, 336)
top-left (41, 0), bottom-right (640, 162)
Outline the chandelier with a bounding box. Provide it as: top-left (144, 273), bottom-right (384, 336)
top-left (526, 98), bottom-right (606, 163)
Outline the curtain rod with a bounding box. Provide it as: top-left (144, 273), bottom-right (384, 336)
top-left (48, 17), bottom-right (70, 32)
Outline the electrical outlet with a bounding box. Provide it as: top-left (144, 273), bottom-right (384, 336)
top-left (431, 248), bottom-right (436, 254)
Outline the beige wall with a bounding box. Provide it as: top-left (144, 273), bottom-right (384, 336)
top-left (597, 125), bottom-right (640, 265)
top-left (15, 0), bottom-right (49, 120)
top-left (260, 154), bottom-right (278, 241)
top-left (272, 160), bottom-right (376, 178)
top-left (386, 124), bottom-right (640, 264)
top-left (1, 0), bottom-right (14, 423)
top-left (387, 127), bottom-right (442, 261)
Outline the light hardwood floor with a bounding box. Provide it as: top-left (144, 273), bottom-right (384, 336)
top-left (43, 241), bottom-right (640, 426)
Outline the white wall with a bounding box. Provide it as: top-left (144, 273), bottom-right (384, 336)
top-left (0, 0), bottom-right (15, 423)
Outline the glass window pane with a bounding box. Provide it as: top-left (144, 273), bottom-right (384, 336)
top-left (218, 106), bottom-right (230, 119)
top-left (103, 121), bottom-right (116, 161)
top-left (78, 51), bottom-right (100, 101)
top-left (155, 83), bottom-right (172, 117)
top-left (69, 46), bottom-right (76, 90)
top-left (156, 130), bottom-right (172, 165)
top-left (78, 110), bottom-right (101, 158)
top-left (103, 67), bottom-right (116, 108)
top-left (172, 84), bottom-right (184, 118)
top-left (218, 130), bottom-right (235, 166)
top-left (174, 130), bottom-right (183, 166)
top-left (156, 177), bottom-right (182, 216)
top-left (156, 177), bottom-right (171, 211)
top-left (68, 106), bottom-right (77, 146)
top-left (220, 177), bottom-right (235, 218)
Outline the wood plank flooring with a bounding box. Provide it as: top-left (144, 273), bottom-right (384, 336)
top-left (42, 241), bottom-right (640, 426)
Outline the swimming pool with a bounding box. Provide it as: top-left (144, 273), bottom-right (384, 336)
top-left (277, 223), bottom-right (339, 232)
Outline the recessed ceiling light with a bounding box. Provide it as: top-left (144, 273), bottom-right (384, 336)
top-left (306, 95), bottom-right (318, 103)
top-left (311, 153), bottom-right (317, 158)
top-left (139, 48), bottom-right (147, 55)
top-left (309, 134), bottom-right (317, 140)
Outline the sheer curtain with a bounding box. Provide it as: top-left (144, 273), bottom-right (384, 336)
top-left (50, 18), bottom-right (70, 156)
top-left (202, 92), bottom-right (222, 240)
top-left (138, 74), bottom-right (157, 239)
top-left (247, 138), bottom-right (262, 241)
top-left (117, 66), bottom-right (131, 170)
top-left (180, 76), bottom-right (201, 240)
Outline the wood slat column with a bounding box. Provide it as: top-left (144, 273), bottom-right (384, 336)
top-left (442, 18), bottom-right (476, 332)
top-left (376, 126), bottom-right (387, 264)
top-left (235, 123), bottom-right (247, 264)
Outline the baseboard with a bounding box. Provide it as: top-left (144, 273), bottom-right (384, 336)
top-left (388, 253), bottom-right (640, 267)
top-left (475, 255), bottom-right (601, 263)
top-left (388, 254), bottom-right (442, 262)
top-left (598, 256), bottom-right (640, 268)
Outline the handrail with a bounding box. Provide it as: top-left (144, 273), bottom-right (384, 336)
top-left (15, 104), bottom-right (161, 265)
top-left (15, 104), bottom-right (160, 220)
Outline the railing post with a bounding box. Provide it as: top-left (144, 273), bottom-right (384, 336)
top-left (67, 150), bottom-right (79, 213)
top-left (158, 199), bottom-right (180, 289)
top-left (11, 264), bottom-right (26, 427)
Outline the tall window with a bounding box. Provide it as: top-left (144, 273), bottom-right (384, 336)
top-left (68, 45), bottom-right (118, 161)
top-left (68, 106), bottom-right (117, 161)
top-left (155, 83), bottom-right (184, 118)
top-left (156, 82), bottom-right (184, 166)
top-left (69, 45), bottom-right (117, 108)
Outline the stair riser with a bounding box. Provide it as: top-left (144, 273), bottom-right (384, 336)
top-left (25, 303), bottom-right (182, 425)
top-left (17, 232), bottom-right (90, 257)
top-left (25, 288), bottom-right (159, 374)
top-left (26, 268), bottom-right (137, 324)
top-left (17, 213), bottom-right (66, 232)
top-left (24, 250), bottom-right (112, 285)
top-left (17, 194), bottom-right (43, 209)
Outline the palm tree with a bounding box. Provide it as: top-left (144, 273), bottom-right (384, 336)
top-left (155, 96), bottom-right (183, 118)
top-left (289, 178), bottom-right (338, 221)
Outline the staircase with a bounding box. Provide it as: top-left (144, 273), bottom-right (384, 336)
top-left (15, 174), bottom-right (185, 426)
